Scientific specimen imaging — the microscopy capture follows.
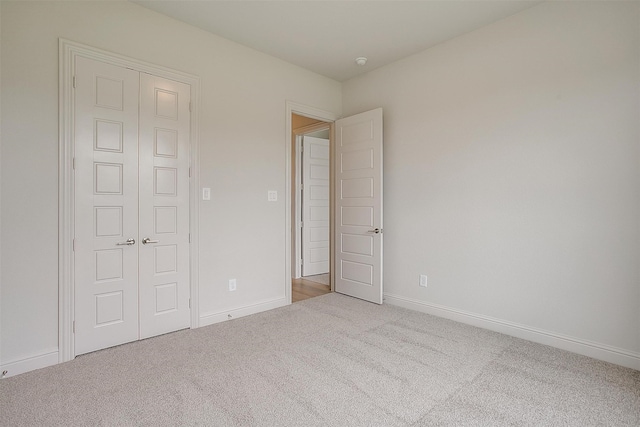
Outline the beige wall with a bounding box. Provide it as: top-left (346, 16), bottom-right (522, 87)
top-left (0, 1), bottom-right (341, 368)
top-left (343, 1), bottom-right (640, 366)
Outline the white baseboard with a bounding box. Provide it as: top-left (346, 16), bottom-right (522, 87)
top-left (199, 296), bottom-right (288, 327)
top-left (1, 349), bottom-right (59, 378)
top-left (383, 293), bottom-right (640, 371)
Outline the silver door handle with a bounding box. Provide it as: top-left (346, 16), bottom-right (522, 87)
top-left (367, 228), bottom-right (382, 234)
top-left (116, 238), bottom-right (136, 246)
top-left (142, 238), bottom-right (159, 245)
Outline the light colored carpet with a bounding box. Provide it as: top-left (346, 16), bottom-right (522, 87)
top-left (302, 273), bottom-right (329, 285)
top-left (1, 293), bottom-right (639, 426)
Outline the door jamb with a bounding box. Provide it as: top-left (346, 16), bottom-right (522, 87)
top-left (58, 39), bottom-right (201, 362)
top-left (285, 102), bottom-right (337, 304)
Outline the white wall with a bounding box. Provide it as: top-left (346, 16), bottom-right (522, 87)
top-left (343, 1), bottom-right (640, 368)
top-left (0, 1), bottom-right (341, 371)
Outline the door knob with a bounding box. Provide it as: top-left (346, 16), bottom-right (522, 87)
top-left (142, 238), bottom-right (159, 244)
top-left (367, 228), bottom-right (382, 234)
top-left (116, 238), bottom-right (136, 246)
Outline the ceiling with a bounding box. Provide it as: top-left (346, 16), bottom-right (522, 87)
top-left (132, 0), bottom-right (543, 82)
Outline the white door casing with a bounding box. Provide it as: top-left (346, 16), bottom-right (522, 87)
top-left (138, 73), bottom-right (191, 339)
top-left (334, 108), bottom-right (384, 304)
top-left (74, 56), bottom-right (192, 355)
top-left (74, 56), bottom-right (141, 355)
top-left (302, 136), bottom-right (330, 276)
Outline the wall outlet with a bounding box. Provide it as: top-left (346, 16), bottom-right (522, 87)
top-left (419, 274), bottom-right (428, 288)
top-left (267, 190), bottom-right (278, 202)
top-left (229, 279), bottom-right (237, 291)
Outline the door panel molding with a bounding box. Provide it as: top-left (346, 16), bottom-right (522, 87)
top-left (59, 39), bottom-right (200, 362)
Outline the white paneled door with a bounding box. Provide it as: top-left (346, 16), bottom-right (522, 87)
top-left (138, 73), bottom-right (191, 339)
top-left (335, 108), bottom-right (383, 304)
top-left (74, 57), bottom-right (191, 355)
top-left (74, 57), bottom-right (140, 355)
top-left (302, 136), bottom-right (330, 276)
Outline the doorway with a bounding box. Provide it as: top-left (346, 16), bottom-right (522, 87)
top-left (291, 114), bottom-right (332, 302)
top-left (286, 104), bottom-right (384, 305)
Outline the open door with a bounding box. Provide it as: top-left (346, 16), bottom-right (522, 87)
top-left (334, 108), bottom-right (383, 304)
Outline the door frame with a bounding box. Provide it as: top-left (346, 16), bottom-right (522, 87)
top-left (293, 122), bottom-right (331, 279)
top-left (285, 102), bottom-right (337, 304)
top-left (58, 39), bottom-right (201, 362)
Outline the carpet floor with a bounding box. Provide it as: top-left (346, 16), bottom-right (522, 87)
top-left (1, 293), bottom-right (639, 426)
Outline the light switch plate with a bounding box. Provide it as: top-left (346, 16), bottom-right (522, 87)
top-left (202, 188), bottom-right (211, 200)
top-left (419, 274), bottom-right (428, 288)
top-left (268, 190), bottom-right (278, 202)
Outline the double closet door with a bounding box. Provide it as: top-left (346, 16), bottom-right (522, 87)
top-left (74, 56), bottom-right (191, 355)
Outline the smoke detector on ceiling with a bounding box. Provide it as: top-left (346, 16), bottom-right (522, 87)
top-left (355, 57), bottom-right (368, 66)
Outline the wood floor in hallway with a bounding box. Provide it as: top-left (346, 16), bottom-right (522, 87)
top-left (292, 274), bottom-right (330, 302)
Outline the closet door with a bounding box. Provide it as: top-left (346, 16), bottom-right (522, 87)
top-left (138, 73), bottom-right (191, 339)
top-left (74, 57), bottom-right (140, 355)
top-left (74, 57), bottom-right (192, 355)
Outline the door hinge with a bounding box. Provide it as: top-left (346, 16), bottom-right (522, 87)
top-left (188, 233), bottom-right (191, 243)
top-left (72, 157), bottom-right (76, 170)
top-left (188, 299), bottom-right (191, 309)
top-left (189, 167), bottom-right (192, 178)
top-left (72, 76), bottom-right (76, 89)
top-left (72, 321), bottom-right (76, 333)
top-left (189, 101), bottom-right (192, 112)
top-left (72, 239), bottom-right (76, 252)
